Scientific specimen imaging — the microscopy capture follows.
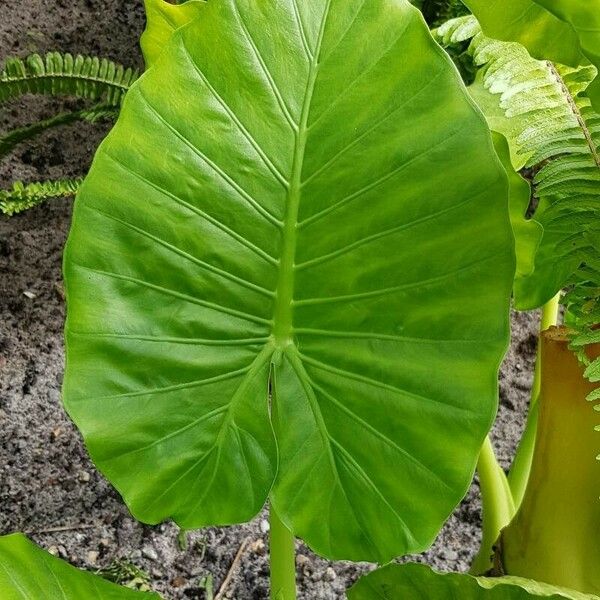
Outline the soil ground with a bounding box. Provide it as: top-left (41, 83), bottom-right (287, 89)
top-left (0, 2), bottom-right (539, 598)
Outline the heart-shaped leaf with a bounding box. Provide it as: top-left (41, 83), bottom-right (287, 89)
top-left (63, 0), bottom-right (514, 562)
top-left (348, 564), bottom-right (600, 599)
top-left (463, 0), bottom-right (600, 112)
top-left (0, 534), bottom-right (159, 599)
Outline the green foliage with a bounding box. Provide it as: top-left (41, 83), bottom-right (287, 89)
top-left (569, 327), bottom-right (600, 402)
top-left (437, 17), bottom-right (600, 314)
top-left (0, 52), bottom-right (135, 217)
top-left (437, 14), bottom-right (600, 471)
top-left (348, 563), bottom-right (599, 599)
top-left (462, 0), bottom-right (600, 112)
top-left (63, 0), bottom-right (514, 563)
top-left (0, 52), bottom-right (138, 106)
top-left (0, 178), bottom-right (83, 215)
top-left (420, 0), bottom-right (471, 26)
top-left (0, 533), bottom-right (159, 599)
top-left (141, 0), bottom-right (206, 66)
top-left (96, 559), bottom-right (153, 592)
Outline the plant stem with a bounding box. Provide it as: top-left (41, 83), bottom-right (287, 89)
top-left (269, 505), bottom-right (296, 600)
top-left (508, 292), bottom-right (561, 508)
top-left (470, 436), bottom-right (515, 574)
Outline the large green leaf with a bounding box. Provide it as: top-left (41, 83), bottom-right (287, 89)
top-left (348, 564), bottom-right (599, 599)
top-left (462, 0), bottom-right (600, 112)
top-left (63, 0), bottom-right (514, 562)
top-left (0, 534), bottom-right (158, 599)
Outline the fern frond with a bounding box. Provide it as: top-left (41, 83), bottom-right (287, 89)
top-left (437, 16), bottom-right (600, 405)
top-left (0, 53), bottom-right (138, 105)
top-left (436, 17), bottom-right (600, 310)
top-left (0, 104), bottom-right (118, 158)
top-left (0, 178), bottom-right (82, 215)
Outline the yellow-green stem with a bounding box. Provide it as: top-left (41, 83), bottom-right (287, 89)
top-left (470, 436), bottom-right (515, 574)
top-left (501, 327), bottom-right (600, 594)
top-left (270, 505), bottom-right (296, 600)
top-left (508, 292), bottom-right (561, 508)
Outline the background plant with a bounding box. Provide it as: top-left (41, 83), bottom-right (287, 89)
top-left (348, 8), bottom-right (600, 598)
top-left (0, 52), bottom-right (138, 215)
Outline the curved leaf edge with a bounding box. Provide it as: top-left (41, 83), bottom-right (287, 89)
top-left (348, 563), bottom-right (600, 600)
top-left (0, 533), bottom-right (159, 598)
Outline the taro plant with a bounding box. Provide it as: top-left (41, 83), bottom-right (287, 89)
top-left (2, 0), bottom-right (599, 598)
top-left (61, 0), bottom-right (516, 597)
top-left (0, 533), bottom-right (157, 598)
top-left (347, 5), bottom-right (600, 599)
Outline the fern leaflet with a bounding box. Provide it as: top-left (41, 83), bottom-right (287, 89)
top-left (0, 178), bottom-right (83, 216)
top-left (0, 104), bottom-right (118, 158)
top-left (0, 53), bottom-right (138, 105)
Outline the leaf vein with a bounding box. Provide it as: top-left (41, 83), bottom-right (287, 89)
top-left (103, 151), bottom-right (280, 266)
top-left (137, 87), bottom-right (283, 228)
top-left (72, 264), bottom-right (272, 326)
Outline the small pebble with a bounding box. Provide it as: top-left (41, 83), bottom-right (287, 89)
top-left (259, 519), bottom-right (270, 533)
top-left (131, 549), bottom-right (142, 559)
top-left (142, 546), bottom-right (158, 561)
top-left (249, 539), bottom-right (266, 555)
top-left (78, 470), bottom-right (90, 482)
top-left (48, 545), bottom-right (59, 556)
top-left (324, 567), bottom-right (337, 581)
top-left (296, 555), bottom-right (310, 567)
top-left (443, 549), bottom-right (459, 561)
top-left (86, 550), bottom-right (99, 565)
top-left (23, 290), bottom-right (36, 299)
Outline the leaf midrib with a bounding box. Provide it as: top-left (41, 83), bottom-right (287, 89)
top-left (272, 0), bottom-right (332, 345)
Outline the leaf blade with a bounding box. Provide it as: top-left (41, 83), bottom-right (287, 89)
top-left (0, 534), bottom-right (158, 599)
top-left (348, 563), bottom-right (600, 600)
top-left (64, 0), bottom-right (514, 561)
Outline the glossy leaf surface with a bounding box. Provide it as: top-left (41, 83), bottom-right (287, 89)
top-left (463, 0), bottom-right (600, 111)
top-left (141, 0), bottom-right (206, 66)
top-left (0, 534), bottom-right (158, 599)
top-left (64, 0), bottom-right (514, 562)
top-left (348, 564), bottom-right (599, 600)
